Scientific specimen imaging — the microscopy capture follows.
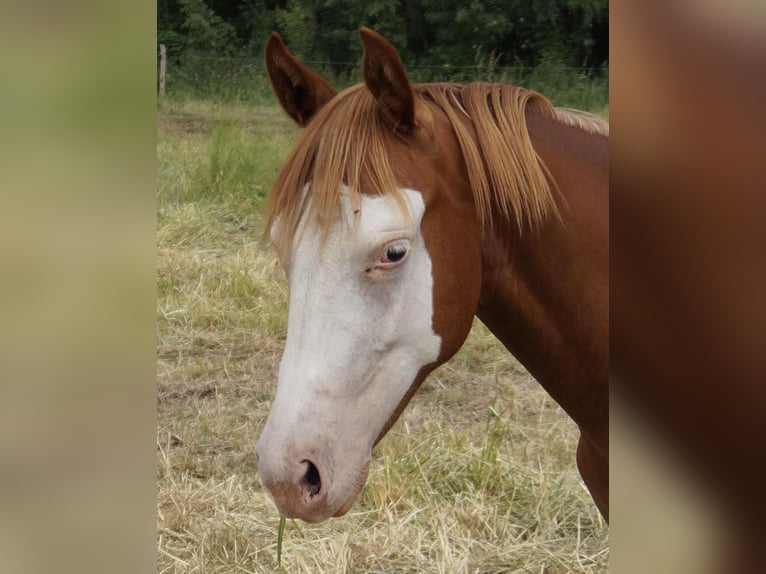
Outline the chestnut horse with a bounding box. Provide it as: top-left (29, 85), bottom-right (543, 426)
top-left (255, 28), bottom-right (608, 524)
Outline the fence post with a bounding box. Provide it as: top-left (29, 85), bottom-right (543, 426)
top-left (159, 44), bottom-right (167, 96)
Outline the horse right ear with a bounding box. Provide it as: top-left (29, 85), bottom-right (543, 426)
top-left (264, 33), bottom-right (337, 126)
top-left (360, 27), bottom-right (416, 132)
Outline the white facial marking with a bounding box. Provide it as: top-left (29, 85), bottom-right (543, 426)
top-left (258, 186), bottom-right (441, 514)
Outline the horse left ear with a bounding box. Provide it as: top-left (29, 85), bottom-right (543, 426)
top-left (265, 32), bottom-right (337, 126)
top-left (360, 27), bottom-right (415, 132)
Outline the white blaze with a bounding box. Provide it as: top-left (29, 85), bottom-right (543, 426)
top-left (258, 187), bottom-right (441, 512)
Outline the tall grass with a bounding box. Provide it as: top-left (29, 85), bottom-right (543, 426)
top-left (156, 94), bottom-right (608, 572)
top-left (163, 55), bottom-right (608, 114)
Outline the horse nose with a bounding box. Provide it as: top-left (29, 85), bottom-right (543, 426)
top-left (255, 443), bottom-right (328, 522)
top-left (300, 459), bottom-right (322, 497)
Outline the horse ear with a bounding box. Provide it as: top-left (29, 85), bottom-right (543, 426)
top-left (264, 32), bottom-right (337, 126)
top-left (360, 27), bottom-right (415, 132)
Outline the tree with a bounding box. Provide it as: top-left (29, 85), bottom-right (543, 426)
top-left (156, 0), bottom-right (609, 95)
top-left (178, 0), bottom-right (238, 55)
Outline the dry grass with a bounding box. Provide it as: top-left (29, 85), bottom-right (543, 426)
top-left (157, 99), bottom-right (608, 573)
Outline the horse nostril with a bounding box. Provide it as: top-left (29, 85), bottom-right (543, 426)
top-left (300, 460), bottom-right (321, 498)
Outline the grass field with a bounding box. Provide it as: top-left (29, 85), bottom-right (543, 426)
top-left (157, 93), bottom-right (608, 572)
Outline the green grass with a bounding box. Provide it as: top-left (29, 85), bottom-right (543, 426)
top-left (156, 94), bottom-right (608, 573)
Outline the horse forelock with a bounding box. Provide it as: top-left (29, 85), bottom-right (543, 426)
top-left (265, 81), bottom-right (604, 256)
top-left (265, 84), bottom-right (411, 259)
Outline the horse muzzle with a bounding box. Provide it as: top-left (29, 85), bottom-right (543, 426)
top-left (255, 435), bottom-right (371, 523)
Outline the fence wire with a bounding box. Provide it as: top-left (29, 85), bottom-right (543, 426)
top-left (157, 49), bottom-right (609, 111)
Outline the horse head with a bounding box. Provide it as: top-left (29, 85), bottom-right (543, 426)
top-left (255, 28), bottom-right (483, 521)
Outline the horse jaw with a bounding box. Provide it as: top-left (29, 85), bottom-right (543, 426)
top-left (256, 187), bottom-right (441, 522)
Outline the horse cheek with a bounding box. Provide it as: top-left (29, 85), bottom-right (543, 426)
top-left (421, 201), bottom-right (482, 364)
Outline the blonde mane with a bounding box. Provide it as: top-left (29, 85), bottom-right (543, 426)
top-left (555, 107), bottom-right (610, 136)
top-left (265, 82), bottom-right (601, 254)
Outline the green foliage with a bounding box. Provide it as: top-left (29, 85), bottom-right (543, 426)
top-left (275, 1), bottom-right (315, 60)
top-left (178, 0), bottom-right (238, 55)
top-left (158, 1), bottom-right (608, 102)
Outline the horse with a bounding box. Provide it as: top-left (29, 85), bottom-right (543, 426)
top-left (255, 27), bottom-right (609, 525)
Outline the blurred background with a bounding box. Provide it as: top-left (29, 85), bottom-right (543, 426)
top-left (1, 0), bottom-right (764, 572)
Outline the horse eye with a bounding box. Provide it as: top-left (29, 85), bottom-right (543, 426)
top-left (376, 240), bottom-right (410, 269)
top-left (385, 244), bottom-right (408, 262)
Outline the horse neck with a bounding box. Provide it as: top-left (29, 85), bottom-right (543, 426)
top-left (475, 108), bottom-right (609, 437)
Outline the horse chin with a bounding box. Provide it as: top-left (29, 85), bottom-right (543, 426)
top-left (333, 457), bottom-right (371, 518)
top-left (332, 497), bottom-right (354, 517)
